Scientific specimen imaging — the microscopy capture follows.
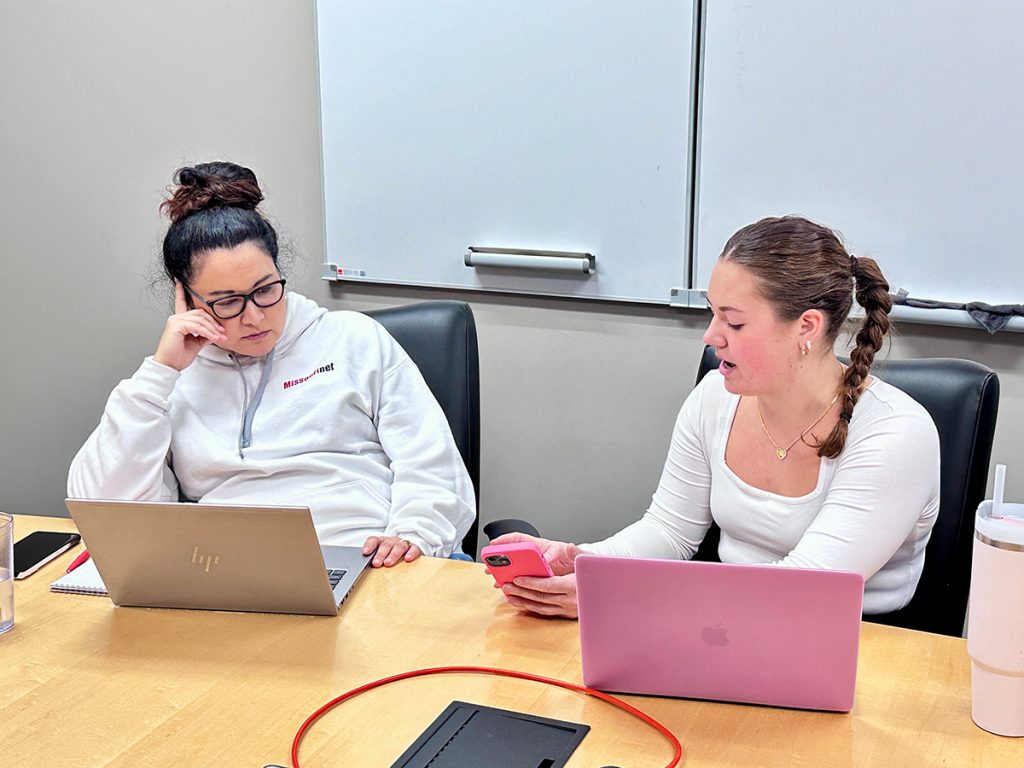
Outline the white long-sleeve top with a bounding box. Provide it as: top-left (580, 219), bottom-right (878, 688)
top-left (583, 370), bottom-right (940, 614)
top-left (68, 293), bottom-right (475, 556)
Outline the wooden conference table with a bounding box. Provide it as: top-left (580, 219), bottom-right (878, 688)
top-left (0, 515), bottom-right (1016, 767)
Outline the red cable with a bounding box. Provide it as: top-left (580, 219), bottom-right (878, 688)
top-left (290, 665), bottom-right (683, 768)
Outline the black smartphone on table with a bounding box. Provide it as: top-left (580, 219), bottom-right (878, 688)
top-left (13, 531), bottom-right (82, 579)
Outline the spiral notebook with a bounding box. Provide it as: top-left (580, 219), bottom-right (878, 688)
top-left (50, 559), bottom-right (108, 595)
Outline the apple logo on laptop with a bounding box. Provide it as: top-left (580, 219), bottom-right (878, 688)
top-left (701, 622), bottom-right (729, 647)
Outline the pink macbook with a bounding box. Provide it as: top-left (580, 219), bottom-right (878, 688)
top-left (576, 555), bottom-right (865, 712)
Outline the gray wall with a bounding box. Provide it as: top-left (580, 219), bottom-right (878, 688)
top-left (2, 1), bottom-right (1022, 554)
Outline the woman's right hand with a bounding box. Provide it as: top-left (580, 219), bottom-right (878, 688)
top-left (153, 282), bottom-right (228, 371)
top-left (489, 532), bottom-right (581, 619)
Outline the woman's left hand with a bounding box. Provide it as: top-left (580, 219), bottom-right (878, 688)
top-left (363, 535), bottom-right (423, 567)
top-left (501, 573), bottom-right (580, 619)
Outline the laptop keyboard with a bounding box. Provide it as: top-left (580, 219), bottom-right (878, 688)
top-left (326, 568), bottom-right (347, 589)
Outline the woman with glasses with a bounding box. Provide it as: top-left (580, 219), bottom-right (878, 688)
top-left (68, 162), bottom-right (475, 567)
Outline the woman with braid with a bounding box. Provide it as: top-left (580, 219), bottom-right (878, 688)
top-left (493, 216), bottom-right (940, 618)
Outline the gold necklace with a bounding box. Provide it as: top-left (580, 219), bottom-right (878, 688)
top-left (755, 393), bottom-right (840, 461)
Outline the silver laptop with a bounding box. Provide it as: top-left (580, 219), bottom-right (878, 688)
top-left (65, 499), bottom-right (372, 616)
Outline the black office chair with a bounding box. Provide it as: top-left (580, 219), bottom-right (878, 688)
top-left (694, 344), bottom-right (1000, 636)
top-left (365, 302), bottom-right (482, 557)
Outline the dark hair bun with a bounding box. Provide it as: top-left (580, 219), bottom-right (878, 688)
top-left (160, 161), bottom-right (264, 223)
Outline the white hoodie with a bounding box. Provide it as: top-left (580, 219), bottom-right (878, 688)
top-left (68, 293), bottom-right (476, 556)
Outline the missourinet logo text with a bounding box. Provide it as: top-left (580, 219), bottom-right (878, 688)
top-left (283, 362), bottom-right (336, 390)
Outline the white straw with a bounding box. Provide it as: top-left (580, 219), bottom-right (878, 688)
top-left (992, 464), bottom-right (1007, 519)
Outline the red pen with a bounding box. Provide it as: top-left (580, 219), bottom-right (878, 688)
top-left (66, 549), bottom-right (91, 573)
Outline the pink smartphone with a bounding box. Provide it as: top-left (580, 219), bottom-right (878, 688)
top-left (481, 542), bottom-right (554, 586)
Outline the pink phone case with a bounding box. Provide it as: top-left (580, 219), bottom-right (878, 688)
top-left (481, 542), bottom-right (554, 586)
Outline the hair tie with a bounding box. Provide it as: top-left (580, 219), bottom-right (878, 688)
top-left (838, 411), bottom-right (852, 423)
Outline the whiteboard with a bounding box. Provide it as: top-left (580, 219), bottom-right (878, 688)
top-left (694, 0), bottom-right (1024, 306)
top-left (315, 0), bottom-right (696, 304)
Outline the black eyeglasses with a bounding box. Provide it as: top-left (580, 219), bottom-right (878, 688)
top-left (185, 278), bottom-right (287, 320)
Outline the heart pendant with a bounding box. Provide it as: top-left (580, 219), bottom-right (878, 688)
top-left (776, 448), bottom-right (787, 460)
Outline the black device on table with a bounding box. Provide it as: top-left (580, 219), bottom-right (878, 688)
top-left (13, 531), bottom-right (81, 579)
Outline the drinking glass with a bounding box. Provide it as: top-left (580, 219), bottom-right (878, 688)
top-left (0, 512), bottom-right (14, 634)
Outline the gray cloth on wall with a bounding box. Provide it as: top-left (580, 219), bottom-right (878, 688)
top-left (892, 290), bottom-right (1024, 333)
